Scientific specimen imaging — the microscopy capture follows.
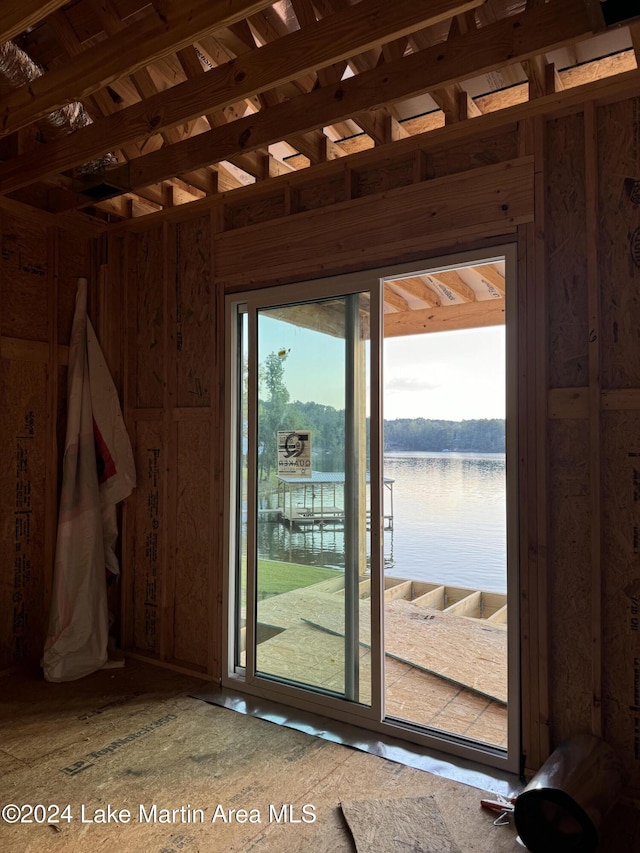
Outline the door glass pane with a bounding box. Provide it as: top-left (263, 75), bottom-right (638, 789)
top-left (382, 260), bottom-right (509, 749)
top-left (253, 295), bottom-right (371, 705)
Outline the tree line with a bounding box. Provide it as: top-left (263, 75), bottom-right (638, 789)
top-left (383, 417), bottom-right (505, 453)
top-left (257, 351), bottom-right (504, 478)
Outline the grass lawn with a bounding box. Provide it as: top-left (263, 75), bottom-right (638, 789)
top-left (254, 559), bottom-right (340, 599)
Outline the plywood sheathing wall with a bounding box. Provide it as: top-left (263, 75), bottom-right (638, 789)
top-left (0, 209), bottom-right (94, 674)
top-left (599, 96), bottom-right (640, 791)
top-left (119, 213), bottom-right (220, 678)
top-left (546, 94), bottom-right (640, 794)
top-left (546, 111), bottom-right (593, 741)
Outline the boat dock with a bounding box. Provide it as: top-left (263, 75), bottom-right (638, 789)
top-left (276, 471), bottom-right (395, 529)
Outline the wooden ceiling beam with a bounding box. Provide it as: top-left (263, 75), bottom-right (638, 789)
top-left (95, 194), bottom-right (133, 219)
top-left (0, 0), bottom-right (71, 45)
top-left (383, 284), bottom-right (411, 313)
top-left (470, 264), bottom-right (506, 297)
top-left (380, 36), bottom-right (409, 64)
top-left (224, 149), bottom-right (295, 180)
top-left (0, 0), bottom-right (485, 192)
top-left (216, 162), bottom-right (253, 192)
top-left (251, 0), bottom-right (366, 156)
top-left (91, 0), bottom-right (125, 35)
top-left (432, 84), bottom-right (482, 123)
top-left (19, 0), bottom-right (152, 66)
top-left (257, 87), bottom-right (338, 163)
top-left (167, 177), bottom-right (207, 205)
top-left (424, 271), bottom-right (477, 303)
top-left (219, 21), bottom-right (259, 55)
top-left (248, 5), bottom-right (292, 42)
top-left (316, 0), bottom-right (382, 73)
top-left (50, 178), bottom-right (169, 215)
top-left (69, 1), bottom-right (217, 203)
top-left (389, 277), bottom-right (440, 308)
top-left (291, 0), bottom-right (315, 29)
top-left (47, 9), bottom-right (120, 116)
top-left (175, 43), bottom-right (280, 181)
top-left (95, 0), bottom-right (190, 163)
top-left (201, 23), bottom-right (322, 173)
top-left (181, 169), bottom-right (218, 195)
top-left (246, 8), bottom-right (318, 95)
top-left (384, 299), bottom-right (505, 338)
top-left (178, 42), bottom-right (258, 119)
top-left (46, 7), bottom-right (144, 166)
top-left (291, 0), bottom-right (348, 86)
top-left (128, 62), bottom-right (219, 192)
top-left (523, 54), bottom-right (563, 99)
top-left (352, 111), bottom-right (408, 146)
top-left (285, 130), bottom-right (343, 164)
top-left (448, 9), bottom-right (478, 37)
top-left (0, 0), bottom-right (280, 138)
top-left (70, 0), bottom-right (598, 196)
top-left (419, 7), bottom-right (481, 125)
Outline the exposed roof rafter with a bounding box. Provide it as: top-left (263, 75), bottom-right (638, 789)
top-left (0, 0), bottom-right (633, 224)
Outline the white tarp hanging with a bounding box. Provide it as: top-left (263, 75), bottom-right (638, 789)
top-left (43, 279), bottom-right (135, 682)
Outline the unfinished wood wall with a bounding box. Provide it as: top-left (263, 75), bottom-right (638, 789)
top-left (110, 212), bottom-right (221, 678)
top-left (0, 206), bottom-right (94, 674)
top-left (545, 93), bottom-right (640, 794)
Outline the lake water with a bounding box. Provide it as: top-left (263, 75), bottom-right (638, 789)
top-left (384, 452), bottom-right (506, 593)
top-left (257, 451), bottom-right (507, 594)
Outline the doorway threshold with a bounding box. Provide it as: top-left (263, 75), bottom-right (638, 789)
top-left (191, 685), bottom-right (522, 799)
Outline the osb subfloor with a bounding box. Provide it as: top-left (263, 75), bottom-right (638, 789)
top-left (257, 583), bottom-right (507, 747)
top-left (1, 660), bottom-right (638, 853)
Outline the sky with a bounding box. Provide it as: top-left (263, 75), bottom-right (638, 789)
top-left (384, 325), bottom-right (505, 421)
top-left (258, 314), bottom-right (506, 422)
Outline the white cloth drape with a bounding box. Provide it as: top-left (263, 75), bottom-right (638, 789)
top-left (43, 279), bottom-right (135, 682)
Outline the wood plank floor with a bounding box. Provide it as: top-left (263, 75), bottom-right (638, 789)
top-left (1, 660), bottom-right (637, 852)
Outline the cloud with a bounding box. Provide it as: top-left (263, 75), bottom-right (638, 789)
top-left (385, 375), bottom-right (441, 392)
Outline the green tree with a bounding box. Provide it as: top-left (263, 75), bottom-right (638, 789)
top-left (258, 351), bottom-right (290, 479)
top-left (289, 400), bottom-right (345, 470)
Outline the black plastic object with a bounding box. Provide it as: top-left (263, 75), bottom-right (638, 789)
top-left (513, 734), bottom-right (624, 853)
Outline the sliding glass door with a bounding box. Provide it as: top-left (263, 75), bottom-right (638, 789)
top-left (225, 247), bottom-right (519, 773)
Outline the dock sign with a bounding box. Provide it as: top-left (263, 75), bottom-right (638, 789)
top-left (277, 431), bottom-right (312, 478)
